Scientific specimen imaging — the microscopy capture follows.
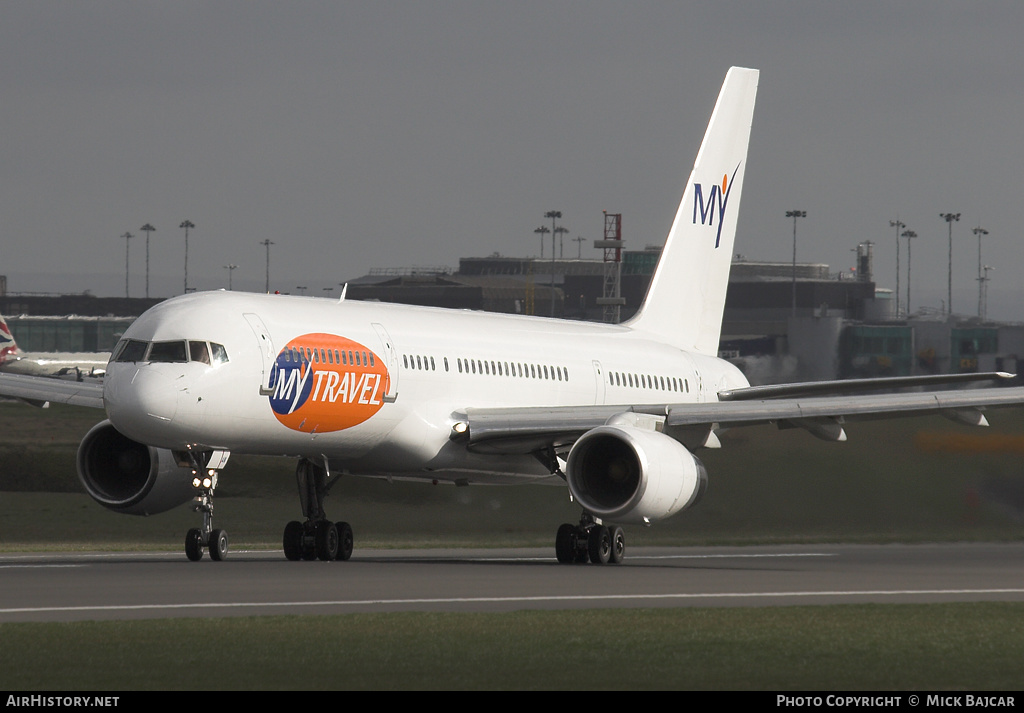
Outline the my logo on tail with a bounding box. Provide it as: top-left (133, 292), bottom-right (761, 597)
top-left (692, 162), bottom-right (742, 248)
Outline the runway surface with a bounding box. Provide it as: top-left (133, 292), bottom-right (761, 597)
top-left (2, 542), bottom-right (1023, 622)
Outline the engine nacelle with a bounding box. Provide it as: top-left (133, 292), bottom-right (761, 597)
top-left (76, 420), bottom-right (196, 516)
top-left (566, 424), bottom-right (708, 525)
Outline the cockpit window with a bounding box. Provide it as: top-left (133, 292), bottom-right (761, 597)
top-left (210, 343), bottom-right (229, 365)
top-left (189, 341), bottom-right (211, 365)
top-left (113, 339), bottom-right (149, 363)
top-left (111, 338), bottom-right (229, 365)
top-left (149, 341), bottom-right (188, 363)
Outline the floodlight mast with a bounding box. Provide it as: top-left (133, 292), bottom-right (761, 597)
top-left (890, 219), bottom-right (905, 317)
top-left (940, 212), bottom-right (960, 315)
top-left (786, 210), bottom-right (806, 317)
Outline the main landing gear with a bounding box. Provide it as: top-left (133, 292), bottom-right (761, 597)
top-left (183, 449), bottom-right (232, 562)
top-left (282, 458), bottom-right (354, 562)
top-left (555, 513), bottom-right (626, 565)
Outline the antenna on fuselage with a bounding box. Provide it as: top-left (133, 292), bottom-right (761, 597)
top-left (339, 283), bottom-right (348, 302)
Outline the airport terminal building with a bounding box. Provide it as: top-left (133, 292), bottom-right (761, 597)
top-left (2, 248), bottom-right (1020, 385)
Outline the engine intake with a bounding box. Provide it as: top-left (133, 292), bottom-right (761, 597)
top-left (566, 424), bottom-right (707, 525)
top-left (76, 420), bottom-right (196, 516)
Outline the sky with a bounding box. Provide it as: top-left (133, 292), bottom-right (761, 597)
top-left (4, 1), bottom-right (1024, 320)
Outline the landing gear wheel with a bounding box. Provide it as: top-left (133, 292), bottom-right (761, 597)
top-left (185, 528), bottom-right (204, 562)
top-left (287, 459), bottom-right (357, 562)
top-left (610, 526), bottom-right (625, 564)
top-left (555, 523), bottom-right (577, 564)
top-left (283, 521), bottom-right (304, 561)
top-left (588, 525), bottom-right (612, 565)
top-left (209, 528), bottom-right (229, 561)
top-left (335, 521), bottom-right (354, 561)
top-left (315, 521), bottom-right (339, 561)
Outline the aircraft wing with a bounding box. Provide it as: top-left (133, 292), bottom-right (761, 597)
top-left (0, 372), bottom-right (104, 409)
top-left (459, 385), bottom-right (1024, 454)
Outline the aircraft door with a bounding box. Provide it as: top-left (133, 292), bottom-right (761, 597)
top-left (677, 351), bottom-right (705, 403)
top-left (372, 322), bottom-right (399, 403)
top-left (592, 360), bottom-right (606, 405)
top-left (244, 313), bottom-right (277, 396)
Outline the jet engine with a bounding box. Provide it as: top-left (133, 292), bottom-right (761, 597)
top-left (76, 420), bottom-right (196, 516)
top-left (565, 424), bottom-right (708, 525)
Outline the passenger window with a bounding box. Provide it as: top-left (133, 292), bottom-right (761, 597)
top-left (189, 341), bottom-right (211, 365)
top-left (149, 341), bottom-right (188, 363)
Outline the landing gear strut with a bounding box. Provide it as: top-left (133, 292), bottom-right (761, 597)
top-left (183, 449), bottom-right (232, 562)
top-left (282, 458), bottom-right (354, 562)
top-left (555, 513), bottom-right (625, 565)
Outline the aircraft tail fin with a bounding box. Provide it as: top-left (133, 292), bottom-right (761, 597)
top-left (0, 314), bottom-right (19, 364)
top-left (624, 67), bottom-right (758, 355)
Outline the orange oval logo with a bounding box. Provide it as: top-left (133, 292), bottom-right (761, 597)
top-left (267, 333), bottom-right (390, 433)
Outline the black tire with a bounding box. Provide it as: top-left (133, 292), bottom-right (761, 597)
top-left (335, 521), bottom-right (354, 561)
top-left (300, 523), bottom-right (317, 560)
top-left (610, 526), bottom-right (625, 564)
top-left (283, 520), bottom-right (304, 561)
top-left (209, 528), bottom-right (228, 561)
top-left (315, 521), bottom-right (339, 561)
top-left (588, 525), bottom-right (611, 565)
top-left (185, 528), bottom-right (204, 562)
top-left (555, 523), bottom-right (577, 564)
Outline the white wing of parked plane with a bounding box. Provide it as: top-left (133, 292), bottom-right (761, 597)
top-left (0, 371), bottom-right (104, 409)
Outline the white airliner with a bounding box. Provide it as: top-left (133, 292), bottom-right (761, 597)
top-left (0, 314), bottom-right (109, 380)
top-left (3, 66), bottom-right (1023, 564)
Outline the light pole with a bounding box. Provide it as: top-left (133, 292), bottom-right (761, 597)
top-left (121, 232), bottom-right (133, 298)
top-left (140, 223), bottom-right (155, 298)
top-left (260, 239), bottom-right (274, 292)
top-left (534, 226), bottom-right (549, 258)
top-left (972, 226), bottom-right (988, 318)
top-left (179, 220), bottom-right (195, 293)
top-left (573, 235), bottom-right (585, 259)
top-left (223, 264), bottom-right (237, 290)
top-left (982, 266), bottom-right (993, 321)
top-left (545, 210), bottom-right (563, 317)
top-left (890, 219), bottom-right (905, 317)
top-left (786, 210), bottom-right (806, 317)
top-left (902, 229), bottom-right (917, 315)
top-left (940, 212), bottom-right (960, 315)
top-left (554, 226), bottom-right (569, 259)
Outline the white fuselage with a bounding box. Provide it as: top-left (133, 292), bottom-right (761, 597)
top-left (102, 290), bottom-right (749, 483)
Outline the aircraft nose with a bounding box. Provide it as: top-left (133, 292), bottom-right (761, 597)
top-left (104, 367), bottom-right (178, 438)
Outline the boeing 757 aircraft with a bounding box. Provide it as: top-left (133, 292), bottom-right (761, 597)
top-left (3, 67), bottom-right (1024, 563)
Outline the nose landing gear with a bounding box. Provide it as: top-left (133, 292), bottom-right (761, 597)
top-left (182, 449), bottom-right (231, 562)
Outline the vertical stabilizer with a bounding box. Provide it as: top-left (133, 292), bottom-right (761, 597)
top-left (0, 314), bottom-right (19, 363)
top-left (624, 67), bottom-right (758, 355)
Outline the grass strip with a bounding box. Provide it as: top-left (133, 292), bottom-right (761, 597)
top-left (2, 603), bottom-right (1024, 690)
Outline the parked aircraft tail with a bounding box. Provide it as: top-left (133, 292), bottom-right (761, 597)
top-left (0, 314), bottom-right (19, 364)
